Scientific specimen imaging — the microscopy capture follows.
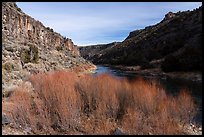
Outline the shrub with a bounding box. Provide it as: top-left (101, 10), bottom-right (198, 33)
top-left (20, 44), bottom-right (39, 64)
top-left (46, 27), bottom-right (54, 32)
top-left (56, 46), bottom-right (63, 51)
top-left (4, 71), bottom-right (198, 135)
top-left (20, 49), bottom-right (31, 64)
top-left (29, 44), bottom-right (39, 63)
top-left (29, 71), bottom-right (81, 133)
top-left (17, 7), bottom-right (22, 12)
top-left (2, 62), bottom-right (14, 72)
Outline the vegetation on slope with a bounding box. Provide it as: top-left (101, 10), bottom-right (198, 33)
top-left (80, 6), bottom-right (202, 72)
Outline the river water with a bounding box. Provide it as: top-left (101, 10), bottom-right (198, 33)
top-left (92, 65), bottom-right (202, 126)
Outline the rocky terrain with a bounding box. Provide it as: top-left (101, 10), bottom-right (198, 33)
top-left (80, 6), bottom-right (202, 74)
top-left (2, 2), bottom-right (96, 97)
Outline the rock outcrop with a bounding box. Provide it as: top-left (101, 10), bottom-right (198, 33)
top-left (164, 12), bottom-right (176, 20)
top-left (2, 114), bottom-right (11, 125)
top-left (80, 6), bottom-right (202, 72)
top-left (2, 2), bottom-right (96, 95)
top-left (2, 2), bottom-right (80, 56)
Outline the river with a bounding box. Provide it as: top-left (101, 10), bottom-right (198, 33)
top-left (92, 65), bottom-right (202, 126)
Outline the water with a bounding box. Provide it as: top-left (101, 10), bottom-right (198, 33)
top-left (93, 65), bottom-right (202, 126)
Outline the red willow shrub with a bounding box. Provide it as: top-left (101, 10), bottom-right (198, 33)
top-left (5, 70), bottom-right (198, 135)
top-left (28, 71), bottom-right (81, 133)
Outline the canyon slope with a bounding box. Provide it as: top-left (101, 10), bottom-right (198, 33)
top-left (2, 2), bottom-right (95, 95)
top-left (80, 6), bottom-right (202, 73)
top-left (79, 42), bottom-right (121, 63)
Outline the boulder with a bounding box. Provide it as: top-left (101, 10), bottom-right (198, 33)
top-left (113, 128), bottom-right (124, 135)
top-left (2, 114), bottom-right (11, 125)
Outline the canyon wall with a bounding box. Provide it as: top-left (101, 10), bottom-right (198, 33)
top-left (2, 2), bottom-right (80, 56)
top-left (2, 2), bottom-right (95, 95)
top-left (80, 6), bottom-right (202, 72)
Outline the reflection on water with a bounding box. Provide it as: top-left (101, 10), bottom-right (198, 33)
top-left (93, 65), bottom-right (202, 126)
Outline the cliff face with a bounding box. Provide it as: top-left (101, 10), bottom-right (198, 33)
top-left (2, 2), bottom-right (95, 94)
top-left (80, 6), bottom-right (202, 72)
top-left (2, 2), bottom-right (80, 56)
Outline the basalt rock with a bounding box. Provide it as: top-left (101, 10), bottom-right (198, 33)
top-left (2, 114), bottom-right (11, 125)
top-left (2, 2), bottom-right (80, 56)
top-left (164, 12), bottom-right (176, 20)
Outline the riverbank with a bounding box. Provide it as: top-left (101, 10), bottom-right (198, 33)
top-left (102, 64), bottom-right (202, 83)
top-left (2, 71), bottom-right (202, 135)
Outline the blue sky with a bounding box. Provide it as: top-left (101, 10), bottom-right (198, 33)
top-left (16, 2), bottom-right (202, 46)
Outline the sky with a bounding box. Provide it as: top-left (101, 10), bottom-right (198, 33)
top-left (16, 2), bottom-right (202, 46)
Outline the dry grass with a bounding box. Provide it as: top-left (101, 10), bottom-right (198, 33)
top-left (3, 70), bottom-right (198, 135)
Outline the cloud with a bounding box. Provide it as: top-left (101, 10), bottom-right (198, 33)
top-left (17, 2), bottom-right (202, 46)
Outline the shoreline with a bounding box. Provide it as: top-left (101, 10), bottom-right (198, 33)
top-left (2, 64), bottom-right (202, 135)
top-left (100, 64), bottom-right (202, 83)
top-left (98, 64), bottom-right (202, 127)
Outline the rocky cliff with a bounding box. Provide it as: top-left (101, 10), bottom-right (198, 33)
top-left (80, 6), bottom-right (202, 72)
top-left (2, 2), bottom-right (95, 95)
top-left (2, 2), bottom-right (80, 56)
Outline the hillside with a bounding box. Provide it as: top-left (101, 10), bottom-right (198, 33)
top-left (2, 2), bottom-right (96, 96)
top-left (80, 6), bottom-right (202, 73)
top-left (79, 42), bottom-right (120, 63)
